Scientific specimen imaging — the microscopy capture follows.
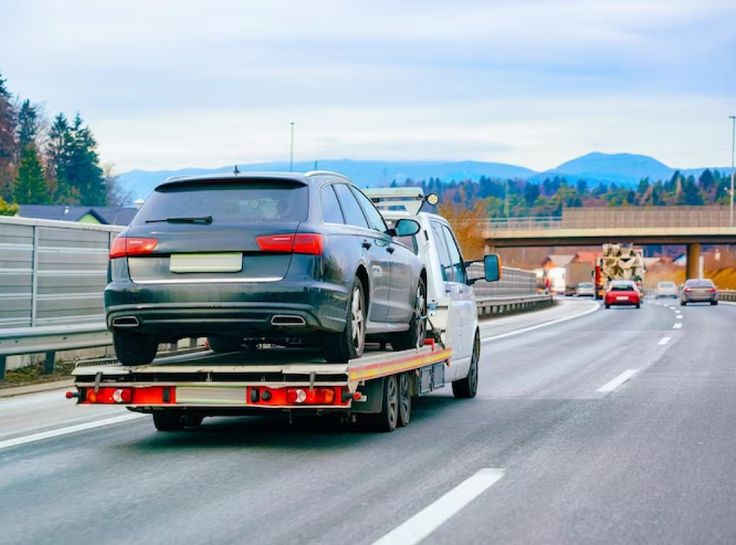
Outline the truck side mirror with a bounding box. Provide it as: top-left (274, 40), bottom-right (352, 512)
top-left (389, 218), bottom-right (420, 237)
top-left (484, 254), bottom-right (501, 282)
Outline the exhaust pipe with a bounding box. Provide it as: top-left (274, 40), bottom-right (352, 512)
top-left (270, 315), bottom-right (306, 327)
top-left (112, 316), bottom-right (140, 328)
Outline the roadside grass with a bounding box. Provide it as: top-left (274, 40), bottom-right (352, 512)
top-left (0, 361), bottom-right (75, 389)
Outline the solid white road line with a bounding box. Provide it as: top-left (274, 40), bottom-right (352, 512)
top-left (597, 369), bottom-right (639, 393)
top-left (658, 337), bottom-right (671, 345)
top-left (673, 323), bottom-right (682, 329)
top-left (0, 413), bottom-right (146, 451)
top-left (371, 468), bottom-right (505, 545)
top-left (481, 302), bottom-right (600, 343)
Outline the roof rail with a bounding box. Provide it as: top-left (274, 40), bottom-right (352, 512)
top-left (304, 170), bottom-right (352, 181)
top-left (363, 188), bottom-right (426, 215)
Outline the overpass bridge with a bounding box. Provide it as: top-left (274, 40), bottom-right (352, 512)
top-left (483, 206), bottom-right (736, 278)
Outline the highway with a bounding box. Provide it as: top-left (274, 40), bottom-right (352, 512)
top-left (1, 298), bottom-right (735, 545)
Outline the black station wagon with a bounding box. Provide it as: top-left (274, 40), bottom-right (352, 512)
top-left (105, 171), bottom-right (427, 365)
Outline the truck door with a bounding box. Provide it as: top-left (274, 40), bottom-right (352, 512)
top-left (438, 222), bottom-right (475, 365)
top-left (429, 220), bottom-right (471, 368)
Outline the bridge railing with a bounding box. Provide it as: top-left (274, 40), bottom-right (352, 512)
top-left (486, 205), bottom-right (732, 231)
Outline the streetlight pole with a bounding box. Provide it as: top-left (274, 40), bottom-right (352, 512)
top-left (730, 115), bottom-right (735, 226)
top-left (289, 122), bottom-right (295, 172)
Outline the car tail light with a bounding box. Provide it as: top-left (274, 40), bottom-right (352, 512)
top-left (684, 288), bottom-right (692, 292)
top-left (110, 236), bottom-right (158, 258)
top-left (256, 233), bottom-right (324, 255)
top-left (707, 288), bottom-right (716, 293)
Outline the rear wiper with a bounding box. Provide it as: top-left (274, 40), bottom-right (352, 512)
top-left (145, 215), bottom-right (213, 224)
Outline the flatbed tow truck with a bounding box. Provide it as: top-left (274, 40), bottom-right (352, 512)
top-left (68, 187), bottom-right (499, 432)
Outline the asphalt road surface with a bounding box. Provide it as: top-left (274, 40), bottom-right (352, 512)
top-left (2, 298), bottom-right (735, 545)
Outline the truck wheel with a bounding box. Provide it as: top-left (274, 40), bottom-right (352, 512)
top-left (390, 279), bottom-right (427, 351)
top-left (372, 375), bottom-right (399, 432)
top-left (207, 336), bottom-right (243, 353)
top-left (397, 372), bottom-right (412, 427)
top-left (113, 330), bottom-right (159, 366)
top-left (325, 279), bottom-right (366, 362)
top-left (152, 411), bottom-right (184, 431)
top-left (453, 331), bottom-right (479, 399)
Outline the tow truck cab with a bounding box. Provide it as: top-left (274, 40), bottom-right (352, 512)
top-left (367, 188), bottom-right (500, 384)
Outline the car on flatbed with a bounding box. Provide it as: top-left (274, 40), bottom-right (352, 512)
top-left (72, 187), bottom-right (501, 433)
top-left (105, 171), bottom-right (428, 365)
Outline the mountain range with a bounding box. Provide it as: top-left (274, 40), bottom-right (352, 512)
top-left (118, 152), bottom-right (730, 202)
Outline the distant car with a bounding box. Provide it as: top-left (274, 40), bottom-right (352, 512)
top-left (105, 171), bottom-right (427, 365)
top-left (655, 281), bottom-right (678, 299)
top-left (604, 280), bottom-right (641, 309)
top-left (680, 278), bottom-right (718, 306)
top-left (576, 282), bottom-right (595, 297)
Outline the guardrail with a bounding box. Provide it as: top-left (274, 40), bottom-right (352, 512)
top-left (720, 290), bottom-right (736, 302)
top-left (0, 291), bottom-right (552, 380)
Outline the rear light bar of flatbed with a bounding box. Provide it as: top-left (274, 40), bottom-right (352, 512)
top-left (67, 385), bottom-right (360, 408)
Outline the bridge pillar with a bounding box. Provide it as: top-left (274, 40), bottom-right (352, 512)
top-left (686, 243), bottom-right (700, 280)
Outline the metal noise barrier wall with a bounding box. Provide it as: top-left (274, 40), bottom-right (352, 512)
top-left (469, 264), bottom-right (538, 297)
top-left (0, 216), bottom-right (123, 329)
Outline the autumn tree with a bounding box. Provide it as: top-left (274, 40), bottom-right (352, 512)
top-left (437, 194), bottom-right (488, 260)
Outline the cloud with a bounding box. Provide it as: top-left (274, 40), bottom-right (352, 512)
top-left (1, 0), bottom-right (734, 171)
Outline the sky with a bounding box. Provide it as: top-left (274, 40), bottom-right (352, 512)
top-left (1, 0), bottom-right (735, 173)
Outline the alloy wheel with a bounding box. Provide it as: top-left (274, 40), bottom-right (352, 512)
top-left (351, 286), bottom-right (365, 353)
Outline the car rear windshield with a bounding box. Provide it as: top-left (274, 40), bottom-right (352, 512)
top-left (610, 282), bottom-right (635, 291)
top-left (658, 282), bottom-right (675, 288)
top-left (132, 180), bottom-right (308, 225)
top-left (686, 279), bottom-right (715, 288)
top-left (579, 283), bottom-right (593, 288)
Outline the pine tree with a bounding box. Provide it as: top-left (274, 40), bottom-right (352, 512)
top-left (67, 113), bottom-right (105, 205)
top-left (14, 145), bottom-right (49, 204)
top-left (46, 113), bottom-right (73, 201)
top-left (0, 72), bottom-right (17, 201)
top-left (17, 99), bottom-right (38, 150)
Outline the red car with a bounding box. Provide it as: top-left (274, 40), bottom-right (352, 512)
top-left (604, 280), bottom-right (641, 309)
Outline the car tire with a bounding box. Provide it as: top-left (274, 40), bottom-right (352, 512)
top-left (152, 411), bottom-right (184, 431)
top-left (605, 303), bottom-right (610, 309)
top-left (711, 300), bottom-right (718, 306)
top-left (681, 301), bottom-right (686, 306)
top-left (397, 372), bottom-right (412, 427)
top-left (635, 303), bottom-right (640, 309)
top-left (113, 330), bottom-right (159, 366)
top-left (390, 278), bottom-right (427, 351)
top-left (453, 331), bottom-right (479, 399)
top-left (325, 279), bottom-right (366, 362)
top-left (207, 336), bottom-right (243, 353)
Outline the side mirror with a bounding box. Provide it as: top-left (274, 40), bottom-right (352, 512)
top-left (390, 218), bottom-right (420, 237)
top-left (484, 253), bottom-right (501, 282)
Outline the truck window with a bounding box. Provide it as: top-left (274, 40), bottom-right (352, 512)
top-left (321, 185), bottom-right (345, 224)
top-left (430, 220), bottom-right (455, 282)
top-left (333, 184), bottom-right (369, 229)
top-left (441, 224), bottom-right (467, 284)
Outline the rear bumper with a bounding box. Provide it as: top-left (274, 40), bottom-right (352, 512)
top-left (605, 298), bottom-right (640, 306)
top-left (105, 280), bottom-right (348, 337)
top-left (682, 295), bottom-right (718, 303)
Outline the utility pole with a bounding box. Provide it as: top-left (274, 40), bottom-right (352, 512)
top-left (730, 115), bottom-right (735, 226)
top-left (289, 122), bottom-right (295, 172)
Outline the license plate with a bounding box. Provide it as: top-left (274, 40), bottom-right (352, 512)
top-left (176, 387), bottom-right (245, 404)
top-left (169, 253), bottom-right (242, 273)
top-left (616, 296), bottom-right (629, 301)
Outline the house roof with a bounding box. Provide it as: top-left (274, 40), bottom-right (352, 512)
top-left (543, 254), bottom-right (576, 268)
top-left (573, 251), bottom-right (600, 265)
top-left (18, 205), bottom-right (138, 225)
